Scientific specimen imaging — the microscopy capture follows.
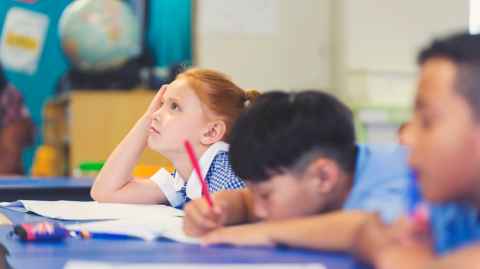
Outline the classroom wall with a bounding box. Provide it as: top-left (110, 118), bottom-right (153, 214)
top-left (333, 0), bottom-right (469, 106)
top-left (194, 0), bottom-right (332, 92)
top-left (194, 0), bottom-right (469, 101)
top-left (0, 1), bottom-right (193, 173)
top-left (0, 0), bottom-right (72, 171)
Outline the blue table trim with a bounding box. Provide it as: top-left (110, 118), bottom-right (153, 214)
top-left (0, 209), bottom-right (369, 269)
top-left (0, 177), bottom-right (93, 202)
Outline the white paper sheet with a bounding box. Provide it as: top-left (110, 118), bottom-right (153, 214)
top-left (0, 200), bottom-right (184, 220)
top-left (65, 216), bottom-right (199, 244)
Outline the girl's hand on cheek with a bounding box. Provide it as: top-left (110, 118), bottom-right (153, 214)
top-left (145, 84), bottom-right (168, 117)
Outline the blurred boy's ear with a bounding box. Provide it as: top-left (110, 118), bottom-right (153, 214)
top-left (200, 120), bottom-right (227, 145)
top-left (303, 158), bottom-right (342, 194)
top-left (472, 125), bottom-right (480, 155)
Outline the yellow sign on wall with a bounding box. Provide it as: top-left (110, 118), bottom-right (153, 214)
top-left (0, 7), bottom-right (49, 74)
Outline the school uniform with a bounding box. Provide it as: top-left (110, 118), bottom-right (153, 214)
top-left (429, 202), bottom-right (480, 254)
top-left (150, 141), bottom-right (245, 208)
top-left (342, 144), bottom-right (411, 223)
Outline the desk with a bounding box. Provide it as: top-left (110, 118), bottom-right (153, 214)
top-left (0, 209), bottom-right (370, 269)
top-left (0, 177), bottom-right (93, 202)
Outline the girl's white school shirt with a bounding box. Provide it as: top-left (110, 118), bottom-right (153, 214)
top-left (149, 141), bottom-right (244, 208)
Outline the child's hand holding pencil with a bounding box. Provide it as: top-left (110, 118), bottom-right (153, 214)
top-left (183, 140), bottom-right (227, 236)
top-left (183, 195), bottom-right (227, 237)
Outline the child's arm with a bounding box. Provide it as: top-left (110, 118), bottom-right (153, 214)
top-left (354, 214), bottom-right (435, 269)
top-left (200, 211), bottom-right (372, 250)
top-left (359, 241), bottom-right (480, 269)
top-left (183, 188), bottom-right (257, 236)
top-left (90, 86), bottom-right (168, 204)
top-left (368, 245), bottom-right (434, 269)
top-left (428, 245), bottom-right (480, 269)
top-left (367, 241), bottom-right (480, 269)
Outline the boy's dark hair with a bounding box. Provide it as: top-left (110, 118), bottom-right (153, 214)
top-left (229, 90), bottom-right (357, 182)
top-left (418, 32), bottom-right (480, 119)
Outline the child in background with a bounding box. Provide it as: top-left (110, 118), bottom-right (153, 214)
top-left (0, 66), bottom-right (34, 175)
top-left (91, 68), bottom-right (259, 208)
top-left (183, 90), bottom-right (411, 251)
top-left (354, 32), bottom-right (480, 269)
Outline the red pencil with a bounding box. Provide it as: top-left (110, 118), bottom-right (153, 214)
top-left (184, 140), bottom-right (214, 208)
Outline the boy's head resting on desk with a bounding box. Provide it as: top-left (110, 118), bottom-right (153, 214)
top-left (229, 91), bottom-right (356, 220)
top-left (407, 33), bottom-right (480, 204)
top-left (147, 68), bottom-right (260, 157)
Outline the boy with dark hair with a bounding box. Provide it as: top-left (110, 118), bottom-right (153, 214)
top-left (354, 32), bottom-right (480, 268)
top-left (183, 90), bottom-right (411, 251)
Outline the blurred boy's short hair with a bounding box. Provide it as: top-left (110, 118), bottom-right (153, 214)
top-left (418, 32), bottom-right (480, 119)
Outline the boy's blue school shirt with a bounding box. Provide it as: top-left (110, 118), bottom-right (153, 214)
top-left (429, 202), bottom-right (480, 254)
top-left (342, 144), bottom-right (411, 223)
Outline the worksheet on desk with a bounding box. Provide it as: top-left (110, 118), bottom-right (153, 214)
top-left (64, 262), bottom-right (327, 269)
top-left (65, 215), bottom-right (199, 244)
top-left (0, 200), bottom-right (184, 220)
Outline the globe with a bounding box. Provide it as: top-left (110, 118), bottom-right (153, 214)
top-left (59, 0), bottom-right (141, 71)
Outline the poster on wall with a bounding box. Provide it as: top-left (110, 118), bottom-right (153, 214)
top-left (197, 0), bottom-right (278, 35)
top-left (0, 7), bottom-right (49, 74)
